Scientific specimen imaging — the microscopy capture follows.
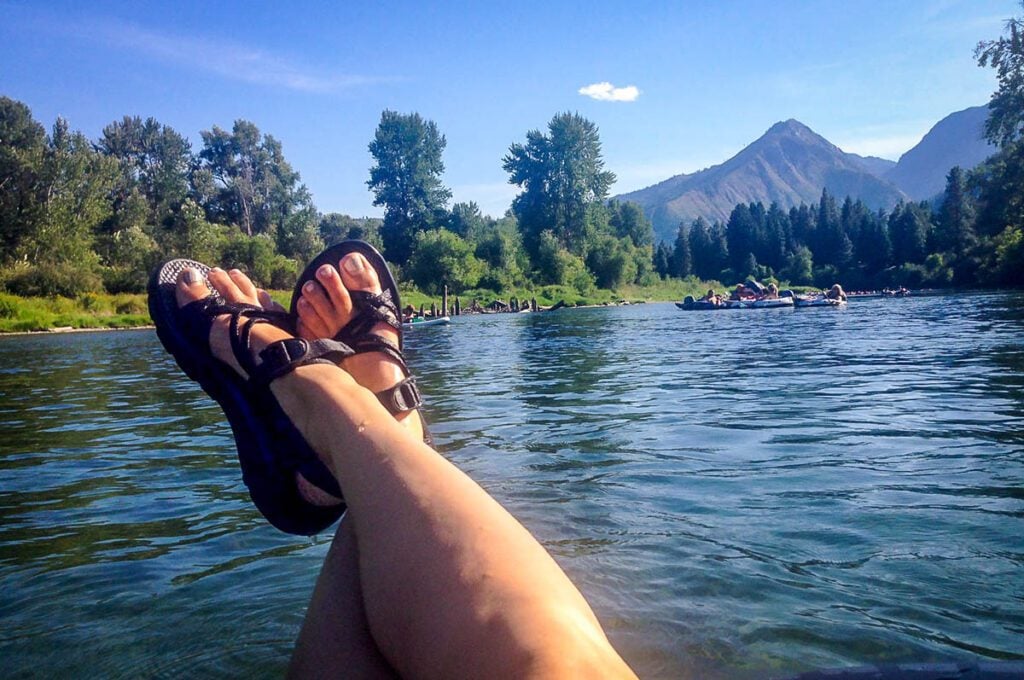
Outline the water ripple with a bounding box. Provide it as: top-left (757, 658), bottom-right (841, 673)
top-left (1, 294), bottom-right (1023, 678)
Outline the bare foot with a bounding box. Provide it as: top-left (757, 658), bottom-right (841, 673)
top-left (176, 266), bottom-right (343, 507)
top-left (295, 253), bottom-right (424, 440)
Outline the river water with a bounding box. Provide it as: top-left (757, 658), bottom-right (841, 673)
top-left (0, 292), bottom-right (1022, 678)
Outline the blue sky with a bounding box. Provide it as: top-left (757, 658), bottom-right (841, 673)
top-left (1, 0), bottom-right (1015, 219)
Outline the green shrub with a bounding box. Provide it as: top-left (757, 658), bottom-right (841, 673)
top-left (5, 263), bottom-right (103, 298)
top-left (0, 297), bottom-right (17, 319)
top-left (115, 297), bottom-right (146, 315)
top-left (102, 266), bottom-right (148, 294)
top-left (78, 293), bottom-right (101, 311)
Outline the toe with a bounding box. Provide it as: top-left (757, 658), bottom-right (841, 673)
top-left (208, 268), bottom-right (259, 305)
top-left (300, 278), bottom-right (336, 324)
top-left (228, 268), bottom-right (259, 299)
top-left (175, 267), bottom-right (211, 307)
top-left (207, 268), bottom-right (238, 300)
top-left (316, 265), bottom-right (354, 319)
top-left (338, 253), bottom-right (381, 294)
top-left (297, 296), bottom-right (331, 338)
top-left (258, 289), bottom-right (286, 313)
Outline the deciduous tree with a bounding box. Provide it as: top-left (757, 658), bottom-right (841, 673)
top-left (975, 2), bottom-right (1024, 147)
top-left (367, 111), bottom-right (451, 265)
top-left (503, 112), bottom-right (615, 259)
top-left (199, 120), bottom-right (304, 239)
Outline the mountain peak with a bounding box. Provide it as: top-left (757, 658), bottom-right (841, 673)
top-left (765, 119), bottom-right (811, 136)
top-left (615, 117), bottom-right (905, 243)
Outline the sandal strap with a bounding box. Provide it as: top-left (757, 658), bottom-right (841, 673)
top-left (202, 302), bottom-right (290, 377)
top-left (344, 330), bottom-right (421, 414)
top-left (349, 334), bottom-right (405, 367)
top-left (253, 337), bottom-right (355, 385)
top-left (375, 376), bottom-right (422, 415)
top-left (335, 289), bottom-right (401, 346)
top-left (330, 289), bottom-right (421, 414)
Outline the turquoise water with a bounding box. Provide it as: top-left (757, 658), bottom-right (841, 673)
top-left (1, 293), bottom-right (1022, 678)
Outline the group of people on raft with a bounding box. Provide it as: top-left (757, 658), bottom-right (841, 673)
top-left (696, 280), bottom-right (848, 308)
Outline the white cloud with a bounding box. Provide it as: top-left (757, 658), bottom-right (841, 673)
top-left (578, 82), bottom-right (640, 102)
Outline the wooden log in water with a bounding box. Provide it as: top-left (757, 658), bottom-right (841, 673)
top-left (430, 302), bottom-right (437, 318)
top-left (531, 297), bottom-right (538, 312)
top-left (442, 285), bottom-right (448, 319)
top-left (454, 297), bottom-right (461, 315)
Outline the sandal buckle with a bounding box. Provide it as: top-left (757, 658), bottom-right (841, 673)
top-left (260, 338), bottom-right (310, 372)
top-left (385, 377), bottom-right (422, 413)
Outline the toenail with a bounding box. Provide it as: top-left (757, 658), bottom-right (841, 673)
top-left (304, 281), bottom-right (315, 293)
top-left (183, 268), bottom-right (199, 285)
top-left (342, 256), bottom-right (364, 274)
top-left (318, 265), bottom-right (334, 278)
top-left (229, 269), bottom-right (242, 277)
top-left (211, 267), bottom-right (224, 273)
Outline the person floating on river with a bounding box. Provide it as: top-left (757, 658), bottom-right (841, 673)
top-left (826, 283), bottom-right (848, 302)
top-left (730, 284), bottom-right (750, 301)
top-left (764, 283), bottom-right (779, 300)
top-left (148, 243), bottom-right (636, 679)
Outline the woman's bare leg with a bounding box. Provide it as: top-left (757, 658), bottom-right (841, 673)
top-left (289, 519), bottom-right (396, 679)
top-left (177, 268), bottom-right (635, 679)
top-left (290, 253), bottom-right (424, 675)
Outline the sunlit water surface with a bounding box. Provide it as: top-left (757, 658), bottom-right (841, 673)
top-left (1, 292), bottom-right (1022, 678)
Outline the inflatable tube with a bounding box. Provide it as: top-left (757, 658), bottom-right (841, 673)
top-left (751, 297), bottom-right (794, 308)
top-left (675, 300), bottom-right (723, 311)
top-left (402, 316), bottom-right (452, 328)
top-left (795, 296), bottom-right (846, 308)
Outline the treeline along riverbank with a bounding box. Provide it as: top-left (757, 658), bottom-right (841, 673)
top-left (1, 12), bottom-right (1021, 309)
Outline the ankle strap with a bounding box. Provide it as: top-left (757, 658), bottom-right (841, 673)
top-left (252, 337), bottom-right (355, 385)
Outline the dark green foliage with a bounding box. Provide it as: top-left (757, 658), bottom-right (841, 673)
top-left (504, 112), bottom-right (615, 259)
top-left (763, 202), bottom-right (791, 271)
top-left (406, 229), bottom-right (483, 295)
top-left (199, 120), bottom-right (307, 240)
top-left (220, 233), bottom-right (298, 289)
top-left (98, 116), bottom-right (192, 242)
top-left (653, 242), bottom-right (671, 278)
top-left (0, 97), bottom-right (48, 262)
top-left (367, 111), bottom-right (451, 265)
top-left (318, 213), bottom-right (384, 251)
top-left (447, 202), bottom-right (487, 242)
top-left (586, 235), bottom-right (637, 289)
top-left (975, 3), bottom-right (1024, 147)
top-left (608, 200), bottom-right (654, 248)
top-left (670, 223), bottom-right (692, 278)
top-left (532, 230), bottom-right (594, 291)
top-left (782, 246), bottom-right (814, 285)
top-left (473, 215), bottom-right (528, 290)
top-left (889, 202), bottom-right (931, 265)
top-left (5, 262), bottom-right (103, 297)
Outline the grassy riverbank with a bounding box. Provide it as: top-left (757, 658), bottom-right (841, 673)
top-left (0, 292), bottom-right (152, 332)
top-left (0, 278), bottom-right (720, 333)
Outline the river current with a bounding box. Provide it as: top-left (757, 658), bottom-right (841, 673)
top-left (1, 292), bottom-right (1022, 678)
